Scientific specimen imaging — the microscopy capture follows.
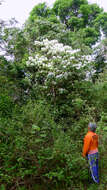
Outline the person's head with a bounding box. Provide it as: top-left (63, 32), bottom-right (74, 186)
top-left (88, 122), bottom-right (97, 132)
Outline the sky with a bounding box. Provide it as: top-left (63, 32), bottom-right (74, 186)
top-left (0, 0), bottom-right (107, 25)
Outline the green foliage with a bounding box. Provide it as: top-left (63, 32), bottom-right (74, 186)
top-left (0, 94), bottom-right (13, 117)
top-left (0, 101), bottom-right (54, 187)
top-left (24, 0), bottom-right (105, 48)
top-left (93, 39), bottom-right (107, 75)
top-left (0, 184), bottom-right (5, 190)
top-left (68, 16), bottom-right (84, 31)
top-left (29, 3), bottom-right (52, 20)
top-left (24, 18), bottom-right (70, 47)
top-left (3, 27), bottom-right (28, 62)
top-left (95, 12), bottom-right (107, 37)
top-left (53, 0), bottom-right (88, 23)
top-left (92, 70), bottom-right (107, 112)
top-left (82, 27), bottom-right (100, 46)
top-left (0, 0), bottom-right (107, 189)
top-left (79, 3), bottom-right (103, 26)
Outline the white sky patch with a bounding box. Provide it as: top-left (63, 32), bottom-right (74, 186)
top-left (89, 0), bottom-right (107, 10)
top-left (0, 0), bottom-right (107, 26)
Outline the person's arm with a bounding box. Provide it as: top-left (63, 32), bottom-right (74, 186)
top-left (97, 134), bottom-right (99, 147)
top-left (82, 135), bottom-right (91, 157)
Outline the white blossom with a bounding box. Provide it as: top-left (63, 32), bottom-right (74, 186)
top-left (26, 39), bottom-right (94, 87)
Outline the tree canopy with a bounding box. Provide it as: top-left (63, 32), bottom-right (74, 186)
top-left (26, 0), bottom-right (106, 47)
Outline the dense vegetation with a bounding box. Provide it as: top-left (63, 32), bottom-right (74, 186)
top-left (0, 0), bottom-right (107, 189)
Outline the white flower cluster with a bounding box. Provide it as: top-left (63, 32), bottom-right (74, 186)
top-left (26, 54), bottom-right (49, 68)
top-left (35, 39), bottom-right (80, 56)
top-left (26, 39), bottom-right (81, 70)
top-left (26, 39), bottom-right (93, 92)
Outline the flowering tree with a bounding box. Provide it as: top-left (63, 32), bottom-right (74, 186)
top-left (24, 39), bottom-right (94, 120)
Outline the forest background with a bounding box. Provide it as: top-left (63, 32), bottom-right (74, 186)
top-left (0, 0), bottom-right (107, 189)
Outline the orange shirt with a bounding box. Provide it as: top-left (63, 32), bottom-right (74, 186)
top-left (82, 131), bottom-right (98, 157)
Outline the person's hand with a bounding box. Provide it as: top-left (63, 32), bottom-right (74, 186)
top-left (82, 154), bottom-right (88, 160)
top-left (82, 153), bottom-right (85, 158)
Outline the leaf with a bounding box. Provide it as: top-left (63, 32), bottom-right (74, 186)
top-left (35, 139), bottom-right (43, 143)
top-left (103, 127), bottom-right (107, 131)
top-left (40, 134), bottom-right (47, 138)
top-left (32, 125), bottom-right (40, 131)
top-left (0, 184), bottom-right (5, 190)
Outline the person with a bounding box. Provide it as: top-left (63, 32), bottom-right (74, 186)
top-left (82, 122), bottom-right (99, 184)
